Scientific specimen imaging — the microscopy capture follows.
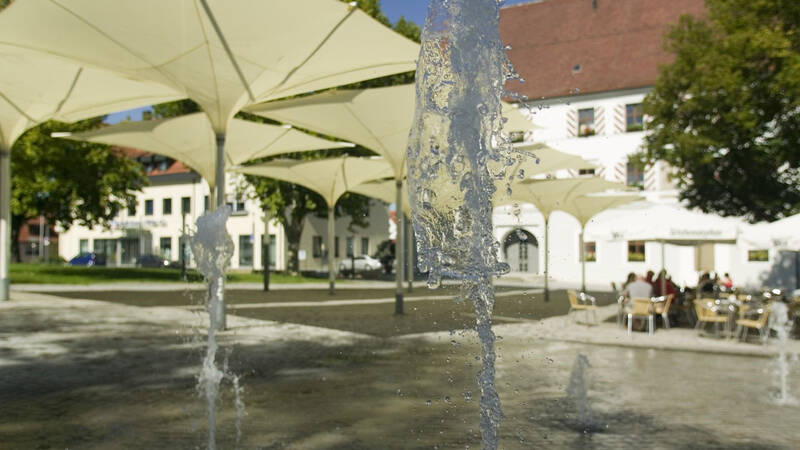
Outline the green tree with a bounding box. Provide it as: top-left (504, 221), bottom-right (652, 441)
top-left (10, 118), bottom-right (147, 260)
top-left (642, 0), bottom-right (800, 222)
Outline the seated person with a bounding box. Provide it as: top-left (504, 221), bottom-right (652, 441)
top-left (622, 274), bottom-right (654, 306)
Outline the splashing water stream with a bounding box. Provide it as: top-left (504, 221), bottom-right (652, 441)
top-left (566, 353), bottom-right (600, 432)
top-left (408, 0), bottom-right (519, 447)
top-left (768, 302), bottom-right (797, 405)
top-left (190, 207), bottom-right (245, 448)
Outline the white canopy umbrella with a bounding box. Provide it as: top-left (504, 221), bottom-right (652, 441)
top-left (349, 179), bottom-right (410, 215)
top-left (234, 156), bottom-right (394, 294)
top-left (56, 112), bottom-right (353, 190)
top-left (246, 83), bottom-right (537, 312)
top-left (502, 176), bottom-right (625, 300)
top-left (0, 46), bottom-right (184, 301)
top-left (585, 202), bottom-right (742, 244)
top-left (586, 201), bottom-right (744, 289)
top-left (0, 0), bottom-right (419, 206)
top-left (0, 0), bottom-right (417, 323)
top-left (558, 193), bottom-right (642, 292)
top-left (740, 214), bottom-right (800, 251)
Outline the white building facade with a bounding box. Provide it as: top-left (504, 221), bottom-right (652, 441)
top-left (59, 167), bottom-right (393, 274)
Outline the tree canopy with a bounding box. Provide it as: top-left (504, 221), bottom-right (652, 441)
top-left (10, 118), bottom-right (148, 259)
top-left (642, 0), bottom-right (800, 222)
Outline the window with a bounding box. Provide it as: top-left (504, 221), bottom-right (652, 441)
top-left (144, 199), bottom-right (154, 216)
top-left (312, 236), bottom-right (323, 258)
top-left (181, 196), bottom-right (191, 214)
top-left (226, 195), bottom-right (247, 214)
top-left (204, 195), bottom-right (210, 212)
top-left (79, 239), bottom-right (89, 253)
top-left (628, 241), bottom-right (645, 262)
top-left (162, 198), bottom-right (172, 215)
top-left (582, 241), bottom-right (596, 262)
top-left (361, 237), bottom-right (369, 256)
top-left (160, 237), bottom-right (172, 260)
top-left (578, 168), bottom-right (595, 176)
top-left (128, 200), bottom-right (137, 216)
top-left (578, 108), bottom-right (595, 137)
top-left (626, 162), bottom-right (644, 188)
top-left (158, 159), bottom-right (168, 171)
top-left (238, 234), bottom-right (253, 266)
top-left (334, 236), bottom-right (340, 258)
top-left (748, 250), bottom-right (769, 262)
top-left (346, 237), bottom-right (354, 257)
top-left (626, 103), bottom-right (644, 132)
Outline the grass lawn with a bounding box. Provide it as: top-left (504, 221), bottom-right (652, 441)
top-left (10, 263), bottom-right (324, 285)
top-left (42, 287), bottom-right (616, 337)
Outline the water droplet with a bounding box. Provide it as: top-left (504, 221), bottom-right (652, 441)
top-left (426, 399), bottom-right (432, 406)
top-left (444, 396), bottom-right (452, 403)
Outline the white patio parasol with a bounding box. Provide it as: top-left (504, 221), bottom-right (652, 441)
top-left (558, 193), bottom-right (642, 292)
top-left (0, 46), bottom-right (184, 301)
top-left (234, 156), bottom-right (394, 294)
top-left (502, 176), bottom-right (625, 300)
top-left (246, 83), bottom-right (538, 312)
top-left (56, 112), bottom-right (353, 191)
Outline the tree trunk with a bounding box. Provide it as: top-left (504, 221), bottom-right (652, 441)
top-left (283, 217), bottom-right (304, 275)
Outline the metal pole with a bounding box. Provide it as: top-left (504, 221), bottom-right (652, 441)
top-left (406, 214), bottom-right (413, 293)
top-left (544, 214), bottom-right (550, 302)
top-left (328, 205), bottom-right (335, 295)
top-left (661, 240), bottom-right (666, 295)
top-left (38, 215), bottom-right (44, 260)
top-left (395, 179), bottom-right (404, 315)
top-left (1, 147), bottom-right (10, 301)
top-left (214, 133), bottom-right (226, 330)
top-left (181, 211), bottom-right (187, 281)
top-left (263, 211), bottom-right (270, 291)
top-left (580, 225), bottom-right (586, 293)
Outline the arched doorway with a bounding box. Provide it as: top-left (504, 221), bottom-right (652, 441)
top-left (504, 229), bottom-right (539, 273)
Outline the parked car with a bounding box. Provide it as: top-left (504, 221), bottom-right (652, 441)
top-left (338, 255), bottom-right (383, 276)
top-left (135, 254), bottom-right (171, 268)
top-left (68, 252), bottom-right (106, 267)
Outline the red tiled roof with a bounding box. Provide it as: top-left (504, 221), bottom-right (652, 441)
top-left (112, 146), bottom-right (193, 176)
top-left (500, 0), bottom-right (706, 100)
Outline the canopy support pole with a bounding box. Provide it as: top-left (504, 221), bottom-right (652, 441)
top-left (580, 225), bottom-right (586, 293)
top-left (406, 214), bottom-right (413, 293)
top-left (213, 133), bottom-right (226, 330)
top-left (328, 205), bottom-right (336, 295)
top-left (395, 179), bottom-right (404, 314)
top-left (0, 147), bottom-right (10, 301)
top-left (263, 211), bottom-right (270, 292)
top-left (661, 240), bottom-right (666, 295)
top-left (544, 214), bottom-right (550, 302)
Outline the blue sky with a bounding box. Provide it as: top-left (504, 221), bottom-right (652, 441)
top-left (380, 0), bottom-right (534, 26)
top-left (105, 0), bottom-right (535, 124)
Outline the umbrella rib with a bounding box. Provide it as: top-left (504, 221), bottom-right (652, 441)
top-left (238, 127), bottom-right (293, 164)
top-left (49, 0), bottom-right (184, 90)
top-left (343, 104), bottom-right (397, 172)
top-left (266, 62), bottom-right (415, 100)
top-left (197, 0), bottom-right (255, 103)
top-left (0, 91), bottom-right (36, 123)
top-left (268, 6), bottom-right (358, 97)
top-left (193, 0), bottom-right (225, 128)
top-left (52, 67), bottom-right (82, 116)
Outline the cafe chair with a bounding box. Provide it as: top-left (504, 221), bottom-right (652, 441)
top-left (652, 294), bottom-right (675, 329)
top-left (627, 298), bottom-right (655, 336)
top-left (735, 304), bottom-right (771, 344)
top-left (567, 289), bottom-right (598, 325)
top-left (694, 298), bottom-right (728, 338)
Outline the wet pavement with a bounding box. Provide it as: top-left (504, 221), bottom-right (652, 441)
top-left (0, 291), bottom-right (797, 449)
